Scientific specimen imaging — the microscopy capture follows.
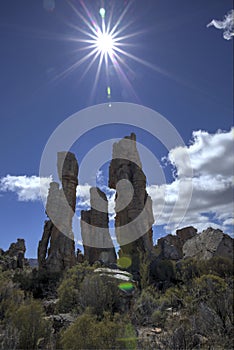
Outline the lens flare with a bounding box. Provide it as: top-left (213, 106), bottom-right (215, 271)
top-left (99, 8), bottom-right (106, 19)
top-left (117, 256), bottom-right (132, 269)
top-left (107, 86), bottom-right (111, 97)
top-left (118, 282), bottom-right (134, 292)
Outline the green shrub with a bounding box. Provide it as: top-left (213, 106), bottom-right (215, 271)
top-left (162, 286), bottom-right (185, 309)
top-left (79, 274), bottom-right (120, 316)
top-left (132, 287), bottom-right (159, 325)
top-left (151, 309), bottom-right (167, 327)
top-left (0, 273), bottom-right (24, 320)
top-left (139, 251), bottom-right (150, 289)
top-left (60, 312), bottom-right (137, 349)
top-left (194, 274), bottom-right (227, 301)
top-left (57, 276), bottom-right (80, 313)
top-left (0, 324), bottom-right (20, 350)
top-left (57, 262), bottom-right (95, 313)
top-left (11, 299), bottom-right (51, 349)
top-left (175, 258), bottom-right (199, 284)
top-left (176, 256), bottom-right (233, 285)
top-left (197, 256), bottom-right (233, 279)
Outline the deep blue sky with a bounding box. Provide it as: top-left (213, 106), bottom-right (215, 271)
top-left (0, 0), bottom-right (233, 257)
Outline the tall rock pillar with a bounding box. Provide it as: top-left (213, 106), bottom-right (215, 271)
top-left (81, 187), bottom-right (116, 265)
top-left (38, 152), bottom-right (78, 273)
top-left (109, 133), bottom-right (154, 273)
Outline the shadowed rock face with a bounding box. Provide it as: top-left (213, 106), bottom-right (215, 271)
top-left (0, 239), bottom-right (27, 270)
top-left (81, 187), bottom-right (116, 265)
top-left (183, 227), bottom-right (233, 260)
top-left (109, 133), bottom-right (154, 273)
top-left (157, 226), bottom-right (197, 260)
top-left (38, 152), bottom-right (78, 273)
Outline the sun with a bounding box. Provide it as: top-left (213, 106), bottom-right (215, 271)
top-left (56, 1), bottom-right (157, 103)
top-left (96, 31), bottom-right (114, 56)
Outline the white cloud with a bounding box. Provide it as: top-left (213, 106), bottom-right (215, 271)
top-left (0, 175), bottom-right (51, 201)
top-left (1, 129), bottom-right (233, 237)
top-left (148, 128), bottom-right (234, 235)
top-left (0, 177), bottom-right (93, 210)
top-left (168, 129), bottom-right (234, 178)
top-left (207, 9), bottom-right (234, 40)
top-left (223, 218), bottom-right (234, 226)
top-left (76, 184), bottom-right (91, 210)
top-left (96, 169), bottom-right (104, 185)
top-left (107, 191), bottom-right (116, 216)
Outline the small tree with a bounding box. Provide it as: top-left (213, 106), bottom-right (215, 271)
top-left (0, 271), bottom-right (24, 320)
top-left (139, 251), bottom-right (150, 289)
top-left (57, 262), bottom-right (95, 313)
top-left (131, 287), bottom-right (159, 325)
top-left (11, 299), bottom-right (51, 349)
top-left (79, 274), bottom-right (120, 316)
top-left (193, 274), bottom-right (232, 332)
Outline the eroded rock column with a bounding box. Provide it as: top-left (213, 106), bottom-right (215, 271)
top-left (38, 152), bottom-right (78, 273)
top-left (109, 133), bottom-right (154, 273)
top-left (81, 187), bottom-right (116, 265)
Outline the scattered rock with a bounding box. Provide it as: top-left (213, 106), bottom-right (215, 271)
top-left (42, 299), bottom-right (59, 316)
top-left (137, 326), bottom-right (165, 349)
top-left (152, 327), bottom-right (162, 334)
top-left (47, 313), bottom-right (75, 333)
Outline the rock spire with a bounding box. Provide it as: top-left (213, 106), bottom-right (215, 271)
top-left (81, 187), bottom-right (116, 265)
top-left (109, 133), bottom-right (154, 273)
top-left (38, 152), bottom-right (78, 272)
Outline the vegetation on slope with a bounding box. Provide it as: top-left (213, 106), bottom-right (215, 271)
top-left (0, 256), bottom-right (233, 349)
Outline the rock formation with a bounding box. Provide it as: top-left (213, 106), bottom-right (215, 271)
top-left (157, 226), bottom-right (197, 260)
top-left (109, 133), bottom-right (154, 273)
top-left (0, 238), bottom-right (27, 270)
top-left (183, 227), bottom-right (233, 260)
top-left (81, 187), bottom-right (116, 265)
top-left (38, 152), bottom-right (78, 273)
top-left (155, 226), bottom-right (233, 261)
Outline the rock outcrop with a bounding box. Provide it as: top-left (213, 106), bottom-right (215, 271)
top-left (38, 152), bottom-right (78, 273)
top-left (0, 238), bottom-right (27, 270)
top-left (47, 313), bottom-right (75, 333)
top-left (157, 226), bottom-right (197, 260)
top-left (155, 226), bottom-right (233, 261)
top-left (109, 133), bottom-right (154, 273)
top-left (81, 187), bottom-right (116, 265)
top-left (183, 227), bottom-right (233, 260)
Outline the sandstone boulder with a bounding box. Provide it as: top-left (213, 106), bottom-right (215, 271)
top-left (183, 227), bottom-right (233, 260)
top-left (157, 226), bottom-right (197, 260)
